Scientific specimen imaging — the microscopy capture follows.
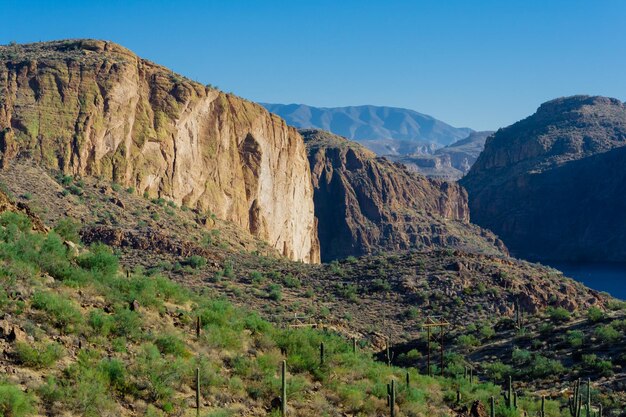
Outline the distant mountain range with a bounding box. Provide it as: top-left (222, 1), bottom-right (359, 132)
top-left (261, 103), bottom-right (474, 156)
top-left (387, 131), bottom-right (493, 180)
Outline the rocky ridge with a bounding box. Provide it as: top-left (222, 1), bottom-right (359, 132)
top-left (301, 128), bottom-right (507, 261)
top-left (461, 96), bottom-right (626, 262)
top-left (0, 39), bottom-right (319, 263)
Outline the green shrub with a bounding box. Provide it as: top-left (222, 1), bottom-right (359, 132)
top-left (14, 341), bottom-right (64, 368)
top-left (483, 361), bottom-right (512, 381)
top-left (587, 306), bottom-right (605, 323)
top-left (479, 325), bottom-right (495, 340)
top-left (456, 334), bottom-right (480, 350)
top-left (370, 278), bottom-right (391, 292)
top-left (594, 324), bottom-right (621, 344)
top-left (135, 343), bottom-right (189, 404)
top-left (546, 307), bottom-right (570, 323)
top-left (0, 382), bottom-right (34, 417)
top-left (77, 243), bottom-right (119, 278)
top-left (566, 330), bottom-right (584, 348)
top-left (267, 284), bottom-right (282, 301)
top-left (54, 218), bottom-right (81, 243)
top-left (88, 309), bottom-right (114, 337)
top-left (31, 291), bottom-right (83, 332)
top-left (155, 334), bottom-right (189, 357)
top-left (182, 255), bottom-right (207, 269)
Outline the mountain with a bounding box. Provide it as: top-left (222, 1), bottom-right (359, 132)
top-left (461, 95), bottom-right (626, 262)
top-left (301, 128), bottom-right (506, 261)
top-left (387, 131), bottom-right (493, 179)
top-left (261, 103), bottom-right (473, 155)
top-left (0, 39), bottom-right (319, 263)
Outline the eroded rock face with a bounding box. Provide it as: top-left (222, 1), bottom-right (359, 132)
top-left (461, 95), bottom-right (626, 262)
top-left (301, 129), bottom-right (507, 262)
top-left (0, 40), bottom-right (319, 263)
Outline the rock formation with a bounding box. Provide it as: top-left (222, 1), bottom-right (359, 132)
top-left (0, 40), bottom-right (319, 263)
top-left (302, 128), bottom-right (507, 261)
top-left (461, 95), bottom-right (626, 262)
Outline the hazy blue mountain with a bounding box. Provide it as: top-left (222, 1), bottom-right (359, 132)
top-left (261, 103), bottom-right (474, 155)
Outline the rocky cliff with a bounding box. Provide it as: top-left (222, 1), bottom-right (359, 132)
top-left (461, 95), bottom-right (626, 262)
top-left (0, 40), bottom-right (319, 263)
top-left (302, 129), bottom-right (507, 261)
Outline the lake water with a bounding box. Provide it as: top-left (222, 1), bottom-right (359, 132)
top-left (547, 262), bottom-right (626, 300)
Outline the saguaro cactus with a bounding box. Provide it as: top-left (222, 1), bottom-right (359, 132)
top-left (586, 378), bottom-right (591, 417)
top-left (502, 375), bottom-right (516, 409)
top-left (541, 395), bottom-right (545, 417)
top-left (352, 337), bottom-right (357, 354)
top-left (281, 360), bottom-right (287, 416)
top-left (195, 367), bottom-right (200, 417)
top-left (490, 396), bottom-right (495, 417)
top-left (320, 342), bottom-right (325, 366)
top-left (569, 378), bottom-right (582, 417)
top-left (388, 380), bottom-right (396, 417)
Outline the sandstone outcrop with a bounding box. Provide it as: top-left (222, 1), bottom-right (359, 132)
top-left (461, 95), bottom-right (626, 262)
top-left (302, 129), bottom-right (507, 261)
top-left (0, 40), bottom-right (319, 263)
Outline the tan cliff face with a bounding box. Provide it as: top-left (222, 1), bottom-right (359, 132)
top-left (0, 40), bottom-right (320, 263)
top-left (301, 129), bottom-right (507, 262)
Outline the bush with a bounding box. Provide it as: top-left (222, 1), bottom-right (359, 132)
top-left (594, 325), bottom-right (621, 344)
top-left (182, 255), bottom-right (206, 269)
top-left (370, 278), bottom-right (391, 292)
top-left (77, 243), bottom-right (119, 278)
top-left (0, 382), bottom-right (34, 417)
top-left (566, 330), bottom-right (584, 348)
top-left (479, 325), bottom-right (495, 340)
top-left (54, 218), bottom-right (81, 243)
top-left (155, 334), bottom-right (189, 358)
top-left (587, 307), bottom-right (605, 323)
top-left (31, 291), bottom-right (83, 332)
top-left (456, 334), bottom-right (480, 350)
top-left (547, 307), bottom-right (571, 323)
top-left (267, 284), bottom-right (282, 301)
top-left (14, 341), bottom-right (64, 368)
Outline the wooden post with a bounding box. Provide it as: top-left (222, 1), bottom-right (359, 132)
top-left (440, 325), bottom-right (444, 377)
top-left (281, 360), bottom-right (287, 416)
top-left (195, 367), bottom-right (200, 417)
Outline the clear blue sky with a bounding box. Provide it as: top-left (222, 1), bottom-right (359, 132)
top-left (2, 0), bottom-right (625, 130)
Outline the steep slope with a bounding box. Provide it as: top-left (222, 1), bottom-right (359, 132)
top-left (0, 39), bottom-right (319, 263)
top-left (262, 103), bottom-right (473, 155)
top-left (389, 131), bottom-right (492, 179)
top-left (301, 129), bottom-right (506, 261)
top-left (461, 96), bottom-right (626, 262)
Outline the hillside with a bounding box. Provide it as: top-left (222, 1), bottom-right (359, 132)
top-left (0, 39), bottom-right (319, 263)
top-left (261, 103), bottom-right (473, 155)
top-left (461, 96), bottom-right (626, 262)
top-left (389, 131), bottom-right (492, 180)
top-left (301, 129), bottom-right (506, 261)
top-left (1, 166), bottom-right (624, 415)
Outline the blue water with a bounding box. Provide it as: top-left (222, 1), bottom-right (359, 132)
top-left (547, 262), bottom-right (626, 300)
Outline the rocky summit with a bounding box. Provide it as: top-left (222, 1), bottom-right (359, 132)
top-left (0, 40), bottom-right (319, 263)
top-left (461, 95), bottom-right (626, 262)
top-left (301, 128), bottom-right (506, 261)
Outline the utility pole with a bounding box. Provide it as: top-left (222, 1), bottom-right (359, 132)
top-left (423, 316), bottom-right (450, 377)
